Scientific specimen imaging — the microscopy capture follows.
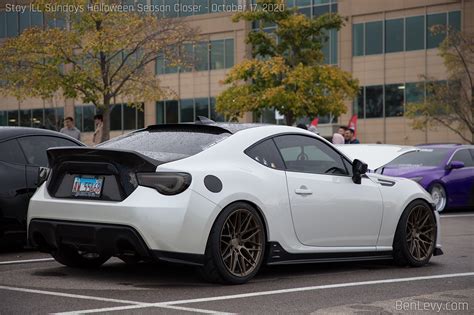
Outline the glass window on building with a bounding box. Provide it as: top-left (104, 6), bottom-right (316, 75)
top-left (181, 43), bottom-right (194, 72)
top-left (31, 11), bottom-right (43, 28)
top-left (19, 10), bottom-right (31, 34)
top-left (195, 42), bottom-right (209, 71)
top-left (365, 21), bottom-right (383, 55)
top-left (180, 98), bottom-right (194, 122)
top-left (166, 100), bottom-right (179, 123)
top-left (83, 105), bottom-right (96, 132)
top-left (74, 106), bottom-right (83, 131)
top-left (0, 111), bottom-right (7, 126)
top-left (225, 39), bottom-right (234, 68)
top-left (110, 104), bottom-right (122, 131)
top-left (164, 0), bottom-right (179, 18)
top-left (195, 98), bottom-right (209, 118)
top-left (365, 85), bottom-right (383, 118)
top-left (20, 109), bottom-right (32, 127)
top-left (405, 82), bottom-right (424, 103)
top-left (296, 0), bottom-right (311, 6)
top-left (448, 11), bottom-right (461, 32)
top-left (156, 53), bottom-right (165, 75)
top-left (353, 87), bottom-right (364, 119)
top-left (330, 29), bottom-right (337, 64)
top-left (156, 101), bottom-right (165, 124)
top-left (313, 4), bottom-right (329, 18)
top-left (385, 18), bottom-right (404, 53)
top-left (385, 84), bottom-right (405, 117)
top-left (32, 109), bottom-right (44, 128)
top-left (195, 0), bottom-right (209, 15)
top-left (352, 23), bottom-right (364, 56)
top-left (210, 40), bottom-right (225, 70)
top-left (0, 12), bottom-right (6, 38)
top-left (44, 107), bottom-right (63, 131)
top-left (405, 15), bottom-right (424, 51)
top-left (6, 12), bottom-right (18, 37)
top-left (137, 108), bottom-right (144, 129)
top-left (7, 110), bottom-right (19, 126)
top-left (123, 105), bottom-right (137, 130)
top-left (427, 13), bottom-right (447, 49)
top-left (210, 97), bottom-right (225, 122)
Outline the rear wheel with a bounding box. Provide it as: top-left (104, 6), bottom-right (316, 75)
top-left (52, 245), bottom-right (110, 268)
top-left (430, 184), bottom-right (447, 212)
top-left (393, 200), bottom-right (437, 267)
top-left (199, 202), bottom-right (266, 284)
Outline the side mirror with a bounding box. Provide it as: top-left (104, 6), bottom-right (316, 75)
top-left (37, 167), bottom-right (51, 187)
top-left (446, 160), bottom-right (465, 170)
top-left (352, 159), bottom-right (368, 184)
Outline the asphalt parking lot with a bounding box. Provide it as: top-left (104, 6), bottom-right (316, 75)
top-left (1, 212), bottom-right (473, 314)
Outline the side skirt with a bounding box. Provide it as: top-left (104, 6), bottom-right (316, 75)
top-left (265, 242), bottom-right (393, 265)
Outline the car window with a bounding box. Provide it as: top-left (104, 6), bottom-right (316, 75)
top-left (273, 135), bottom-right (348, 175)
top-left (0, 139), bottom-right (27, 165)
top-left (451, 149), bottom-right (474, 167)
top-left (18, 136), bottom-right (78, 167)
top-left (385, 148), bottom-right (451, 167)
top-left (245, 139), bottom-right (285, 170)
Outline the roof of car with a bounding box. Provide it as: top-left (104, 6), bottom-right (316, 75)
top-left (417, 144), bottom-right (474, 150)
top-left (0, 126), bottom-right (82, 144)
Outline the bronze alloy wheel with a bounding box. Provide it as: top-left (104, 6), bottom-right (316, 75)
top-left (406, 204), bottom-right (436, 261)
top-left (219, 209), bottom-right (264, 277)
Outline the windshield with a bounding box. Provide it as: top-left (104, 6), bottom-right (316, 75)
top-left (99, 128), bottom-right (230, 161)
top-left (384, 148), bottom-right (451, 167)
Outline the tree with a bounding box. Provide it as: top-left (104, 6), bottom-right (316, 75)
top-left (216, 0), bottom-right (358, 126)
top-left (0, 0), bottom-right (196, 141)
top-left (406, 28), bottom-right (474, 144)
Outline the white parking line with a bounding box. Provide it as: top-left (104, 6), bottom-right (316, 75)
top-left (51, 272), bottom-right (474, 314)
top-left (441, 214), bottom-right (474, 218)
top-left (0, 258), bottom-right (55, 265)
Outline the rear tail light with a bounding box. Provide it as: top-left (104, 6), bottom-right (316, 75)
top-left (137, 172), bottom-right (191, 195)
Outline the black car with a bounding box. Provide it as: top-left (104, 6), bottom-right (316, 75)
top-left (0, 127), bottom-right (84, 244)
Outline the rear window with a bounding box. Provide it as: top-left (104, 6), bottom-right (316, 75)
top-left (385, 148), bottom-right (451, 167)
top-left (99, 128), bottom-right (231, 161)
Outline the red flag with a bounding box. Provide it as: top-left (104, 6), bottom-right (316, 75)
top-left (310, 118), bottom-right (319, 127)
top-left (348, 115), bottom-right (357, 137)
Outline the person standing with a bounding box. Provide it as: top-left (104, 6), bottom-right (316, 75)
top-left (59, 117), bottom-right (81, 141)
top-left (338, 126), bottom-right (348, 136)
top-left (344, 128), bottom-right (360, 144)
top-left (332, 133), bottom-right (345, 144)
top-left (92, 114), bottom-right (104, 146)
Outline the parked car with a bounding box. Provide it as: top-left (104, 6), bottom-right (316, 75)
top-left (336, 144), bottom-right (419, 171)
top-left (377, 144), bottom-right (474, 212)
top-left (0, 127), bottom-right (84, 244)
top-left (28, 123), bottom-right (442, 284)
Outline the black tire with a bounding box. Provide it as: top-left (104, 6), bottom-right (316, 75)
top-left (52, 245), bottom-right (110, 268)
top-left (393, 200), bottom-right (437, 267)
top-left (199, 202), bottom-right (266, 284)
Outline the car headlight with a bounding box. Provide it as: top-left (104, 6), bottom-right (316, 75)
top-left (137, 172), bottom-right (191, 195)
top-left (409, 177), bottom-right (423, 183)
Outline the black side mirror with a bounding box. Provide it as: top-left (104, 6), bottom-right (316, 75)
top-left (37, 167), bottom-right (51, 187)
top-left (352, 159), bottom-right (368, 184)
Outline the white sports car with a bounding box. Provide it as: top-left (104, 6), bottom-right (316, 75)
top-left (28, 123), bottom-right (443, 284)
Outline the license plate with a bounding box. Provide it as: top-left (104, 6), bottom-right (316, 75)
top-left (71, 176), bottom-right (104, 198)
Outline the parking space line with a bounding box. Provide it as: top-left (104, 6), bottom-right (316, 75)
top-left (0, 285), bottom-right (145, 305)
top-left (0, 258), bottom-right (55, 265)
top-left (54, 304), bottom-right (231, 315)
top-left (53, 272), bottom-right (474, 314)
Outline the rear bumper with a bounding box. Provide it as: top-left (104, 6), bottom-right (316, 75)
top-left (29, 219), bottom-right (205, 265)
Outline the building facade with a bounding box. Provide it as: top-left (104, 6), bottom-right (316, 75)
top-left (0, 0), bottom-right (472, 145)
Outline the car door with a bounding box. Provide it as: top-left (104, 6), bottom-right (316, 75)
top-left (273, 134), bottom-right (384, 247)
top-left (0, 139), bottom-right (29, 231)
top-left (443, 148), bottom-right (474, 208)
top-left (17, 136), bottom-right (81, 197)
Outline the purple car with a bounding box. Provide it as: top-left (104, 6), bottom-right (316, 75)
top-left (378, 144), bottom-right (474, 212)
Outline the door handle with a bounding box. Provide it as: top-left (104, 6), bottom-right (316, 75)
top-left (295, 186), bottom-right (313, 195)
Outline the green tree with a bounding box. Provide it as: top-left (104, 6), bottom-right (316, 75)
top-left (406, 29), bottom-right (474, 144)
top-left (216, 0), bottom-right (358, 126)
top-left (0, 0), bottom-right (196, 142)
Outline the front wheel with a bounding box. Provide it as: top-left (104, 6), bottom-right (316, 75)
top-left (430, 184), bottom-right (447, 212)
top-left (199, 202), bottom-right (266, 284)
top-left (393, 200), bottom-right (437, 267)
top-left (52, 245), bottom-right (110, 268)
